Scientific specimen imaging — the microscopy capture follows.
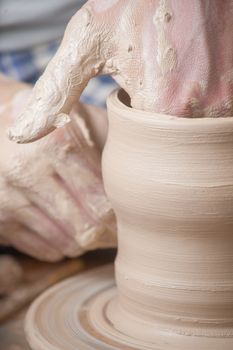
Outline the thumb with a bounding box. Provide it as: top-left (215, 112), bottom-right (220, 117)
top-left (8, 6), bottom-right (104, 144)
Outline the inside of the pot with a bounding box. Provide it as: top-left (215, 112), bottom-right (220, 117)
top-left (117, 89), bottom-right (131, 108)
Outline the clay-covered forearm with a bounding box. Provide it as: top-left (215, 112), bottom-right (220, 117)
top-left (146, 0), bottom-right (233, 118)
top-left (100, 0), bottom-right (233, 117)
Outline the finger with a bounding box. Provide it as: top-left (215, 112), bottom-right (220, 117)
top-left (54, 110), bottom-right (110, 218)
top-left (4, 227), bottom-right (63, 262)
top-left (35, 121), bottom-right (114, 250)
top-left (8, 6), bottom-right (104, 144)
top-left (1, 171), bottom-right (83, 258)
top-left (14, 201), bottom-right (82, 257)
top-left (13, 167), bottom-right (87, 256)
top-left (52, 148), bottom-right (117, 250)
top-left (18, 154), bottom-right (107, 253)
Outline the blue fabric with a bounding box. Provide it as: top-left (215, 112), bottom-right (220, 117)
top-left (0, 41), bottom-right (118, 108)
top-left (0, 41), bottom-right (59, 84)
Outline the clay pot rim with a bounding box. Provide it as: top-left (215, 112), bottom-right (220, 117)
top-left (107, 88), bottom-right (233, 132)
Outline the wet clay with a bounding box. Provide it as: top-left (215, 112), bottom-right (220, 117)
top-left (101, 89), bottom-right (233, 348)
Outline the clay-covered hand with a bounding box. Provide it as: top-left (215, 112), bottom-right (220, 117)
top-left (8, 0), bottom-right (233, 144)
top-left (0, 76), bottom-right (116, 261)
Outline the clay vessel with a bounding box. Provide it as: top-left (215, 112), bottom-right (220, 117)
top-left (102, 89), bottom-right (233, 349)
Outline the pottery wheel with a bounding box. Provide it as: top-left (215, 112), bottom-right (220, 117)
top-left (25, 264), bottom-right (152, 350)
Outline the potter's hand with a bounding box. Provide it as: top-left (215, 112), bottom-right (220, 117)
top-left (9, 0), bottom-right (233, 144)
top-left (7, 2), bottom-right (109, 143)
top-left (0, 76), bottom-right (116, 261)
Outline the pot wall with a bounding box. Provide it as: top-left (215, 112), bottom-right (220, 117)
top-left (102, 89), bottom-right (233, 348)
